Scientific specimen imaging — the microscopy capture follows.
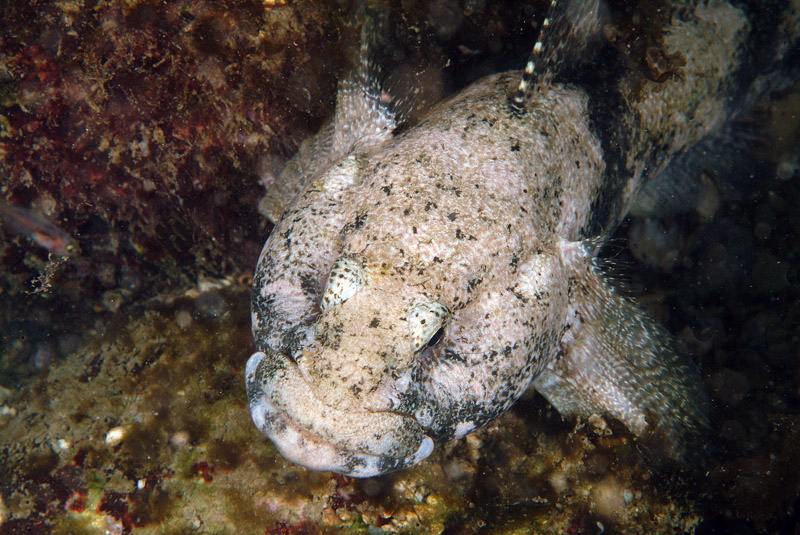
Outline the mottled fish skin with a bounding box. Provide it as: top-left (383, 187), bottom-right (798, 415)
top-left (247, 0), bottom-right (799, 477)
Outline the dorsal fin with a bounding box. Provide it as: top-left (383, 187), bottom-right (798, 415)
top-left (509, 0), bottom-right (604, 115)
top-left (330, 1), bottom-right (398, 158)
top-left (259, 3), bottom-right (398, 223)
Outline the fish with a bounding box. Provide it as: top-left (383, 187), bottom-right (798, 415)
top-left (0, 200), bottom-right (78, 257)
top-left (245, 0), bottom-right (799, 477)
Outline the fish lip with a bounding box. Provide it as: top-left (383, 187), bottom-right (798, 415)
top-left (245, 350), bottom-right (434, 477)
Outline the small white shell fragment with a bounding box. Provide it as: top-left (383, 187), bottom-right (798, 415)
top-left (0, 406), bottom-right (15, 430)
top-left (175, 309), bottom-right (193, 329)
top-left (105, 426), bottom-right (127, 446)
top-left (56, 438), bottom-right (71, 450)
top-left (170, 430), bottom-right (191, 447)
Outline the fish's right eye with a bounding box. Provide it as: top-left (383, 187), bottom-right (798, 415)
top-left (320, 256), bottom-right (365, 310)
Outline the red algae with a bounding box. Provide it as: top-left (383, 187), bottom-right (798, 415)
top-left (266, 520), bottom-right (321, 535)
top-left (191, 461), bottom-right (215, 483)
top-left (64, 491), bottom-right (87, 513)
top-left (0, 0), bottom-right (345, 320)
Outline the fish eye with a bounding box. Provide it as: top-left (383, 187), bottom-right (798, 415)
top-left (320, 255), bottom-right (365, 310)
top-left (426, 327), bottom-right (445, 347)
top-left (408, 300), bottom-right (450, 352)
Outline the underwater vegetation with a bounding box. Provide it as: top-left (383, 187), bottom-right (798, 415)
top-left (1, 0), bottom-right (799, 534)
top-left (0, 0), bottom-right (345, 313)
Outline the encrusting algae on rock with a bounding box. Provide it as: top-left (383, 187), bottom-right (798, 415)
top-left (0, 285), bottom-right (711, 534)
top-left (0, 0), bottom-right (345, 317)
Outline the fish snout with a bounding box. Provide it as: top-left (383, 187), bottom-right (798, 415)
top-left (245, 350), bottom-right (434, 477)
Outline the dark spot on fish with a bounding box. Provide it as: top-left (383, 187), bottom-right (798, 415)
top-left (455, 229), bottom-right (476, 240)
top-left (299, 272), bottom-right (318, 298)
top-left (427, 327), bottom-right (445, 347)
top-left (443, 348), bottom-right (466, 364)
top-left (319, 324), bottom-right (342, 350)
top-left (467, 277), bottom-right (482, 292)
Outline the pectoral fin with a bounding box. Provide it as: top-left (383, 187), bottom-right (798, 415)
top-left (535, 241), bottom-right (709, 463)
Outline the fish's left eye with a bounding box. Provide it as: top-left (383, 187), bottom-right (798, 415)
top-left (427, 327), bottom-right (445, 347)
top-left (408, 300), bottom-right (450, 352)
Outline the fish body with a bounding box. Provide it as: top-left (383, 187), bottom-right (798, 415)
top-left (0, 200), bottom-right (77, 257)
top-left (246, 0), bottom-right (799, 476)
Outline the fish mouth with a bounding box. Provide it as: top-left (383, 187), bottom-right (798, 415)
top-left (245, 350), bottom-right (434, 478)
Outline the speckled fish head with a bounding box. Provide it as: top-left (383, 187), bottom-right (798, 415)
top-left (246, 249), bottom-right (447, 477)
top-left (247, 128), bottom-right (571, 476)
